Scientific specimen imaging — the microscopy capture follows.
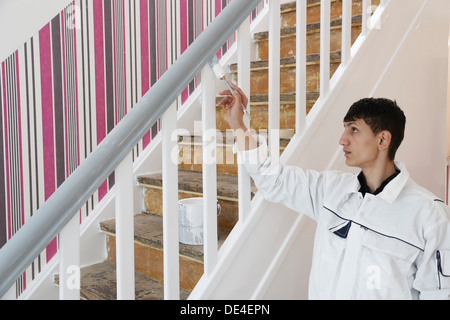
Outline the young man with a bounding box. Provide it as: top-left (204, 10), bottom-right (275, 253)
top-left (219, 82), bottom-right (450, 300)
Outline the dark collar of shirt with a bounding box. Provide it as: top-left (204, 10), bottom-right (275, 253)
top-left (358, 169), bottom-right (401, 197)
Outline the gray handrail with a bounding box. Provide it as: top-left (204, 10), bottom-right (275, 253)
top-left (0, 0), bottom-right (262, 298)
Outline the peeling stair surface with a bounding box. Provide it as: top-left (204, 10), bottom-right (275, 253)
top-left (77, 0), bottom-right (379, 300)
top-left (76, 261), bottom-right (189, 300)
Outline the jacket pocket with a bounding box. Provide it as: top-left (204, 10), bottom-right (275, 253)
top-left (314, 225), bottom-right (347, 297)
top-left (362, 232), bottom-right (420, 264)
top-left (436, 250), bottom-right (450, 289)
top-left (360, 231), bottom-right (420, 298)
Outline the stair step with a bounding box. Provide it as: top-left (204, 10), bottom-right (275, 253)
top-left (281, 0), bottom-right (366, 28)
top-left (249, 91), bottom-right (319, 105)
top-left (78, 260), bottom-right (190, 300)
top-left (254, 15), bottom-right (362, 60)
top-left (215, 92), bottom-right (317, 132)
top-left (215, 92), bottom-right (318, 131)
top-left (230, 52), bottom-right (341, 95)
top-left (176, 128), bottom-right (293, 175)
top-left (230, 51), bottom-right (342, 71)
top-left (100, 212), bottom-right (229, 292)
top-left (100, 212), bottom-right (230, 262)
top-left (138, 170), bottom-right (257, 200)
top-left (255, 14), bottom-right (362, 41)
top-left (137, 170), bottom-right (258, 231)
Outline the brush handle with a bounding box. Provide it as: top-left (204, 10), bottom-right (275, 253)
top-left (223, 80), bottom-right (250, 118)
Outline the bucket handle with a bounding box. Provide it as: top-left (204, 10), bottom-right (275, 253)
top-left (217, 203), bottom-right (221, 217)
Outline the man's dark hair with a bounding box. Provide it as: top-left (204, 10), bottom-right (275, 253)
top-left (343, 98), bottom-right (406, 160)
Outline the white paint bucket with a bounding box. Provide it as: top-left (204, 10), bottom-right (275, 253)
top-left (178, 197), bottom-right (221, 246)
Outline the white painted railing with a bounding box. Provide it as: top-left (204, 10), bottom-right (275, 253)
top-left (237, 16), bottom-right (252, 222)
top-left (114, 153), bottom-right (136, 300)
top-left (296, 0), bottom-right (307, 135)
top-left (268, 0), bottom-right (281, 156)
top-left (321, 0), bottom-right (331, 97)
top-left (162, 102), bottom-right (179, 299)
top-left (201, 64), bottom-right (219, 278)
top-left (342, 0), bottom-right (353, 66)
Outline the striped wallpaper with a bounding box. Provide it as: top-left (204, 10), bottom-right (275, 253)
top-left (0, 0), bottom-right (266, 296)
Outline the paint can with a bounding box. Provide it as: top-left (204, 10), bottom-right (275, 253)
top-left (178, 197), bottom-right (221, 245)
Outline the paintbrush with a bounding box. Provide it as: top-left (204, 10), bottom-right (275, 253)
top-left (209, 56), bottom-right (250, 120)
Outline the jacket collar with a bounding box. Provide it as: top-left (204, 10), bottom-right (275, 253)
top-left (378, 161), bottom-right (409, 203)
top-left (346, 161), bottom-right (409, 203)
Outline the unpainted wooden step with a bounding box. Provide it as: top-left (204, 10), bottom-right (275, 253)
top-left (137, 170), bottom-right (257, 231)
top-left (215, 92), bottom-right (319, 132)
top-left (177, 129), bottom-right (294, 175)
top-left (100, 212), bottom-right (229, 292)
top-left (254, 15), bottom-right (362, 60)
top-left (280, 0), bottom-right (366, 28)
top-left (77, 260), bottom-right (189, 300)
top-left (230, 52), bottom-right (342, 95)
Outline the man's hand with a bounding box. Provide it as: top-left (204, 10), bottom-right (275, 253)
top-left (218, 81), bottom-right (248, 131)
top-left (217, 81), bottom-right (257, 151)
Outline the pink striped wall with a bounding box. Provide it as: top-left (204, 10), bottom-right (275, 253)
top-left (0, 0), bottom-right (266, 296)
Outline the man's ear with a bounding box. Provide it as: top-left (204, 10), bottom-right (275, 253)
top-left (378, 131), bottom-right (392, 151)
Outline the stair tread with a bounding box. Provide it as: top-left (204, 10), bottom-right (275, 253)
top-left (253, 14), bottom-right (362, 41)
top-left (100, 212), bottom-right (230, 261)
top-left (177, 128), bottom-right (295, 142)
top-left (79, 260), bottom-right (190, 300)
top-left (137, 170), bottom-right (258, 199)
top-left (215, 91), bottom-right (319, 103)
top-left (216, 91), bottom-right (320, 104)
top-left (229, 51), bottom-right (341, 72)
top-left (249, 91), bottom-right (319, 103)
top-left (281, 0), bottom-right (341, 12)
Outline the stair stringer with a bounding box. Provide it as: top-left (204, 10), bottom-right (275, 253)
top-left (190, 0), bottom-right (449, 299)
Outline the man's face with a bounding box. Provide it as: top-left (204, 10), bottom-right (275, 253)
top-left (339, 119), bottom-right (380, 169)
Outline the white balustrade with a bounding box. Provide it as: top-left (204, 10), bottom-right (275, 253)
top-left (342, 0), bottom-right (353, 66)
top-left (58, 214), bottom-right (80, 300)
top-left (296, 0), bottom-right (307, 135)
top-left (162, 102), bottom-right (180, 299)
top-left (201, 64), bottom-right (219, 276)
top-left (115, 151), bottom-right (135, 300)
top-left (237, 16), bottom-right (252, 221)
top-left (320, 0), bottom-right (331, 96)
top-left (362, 0), bottom-right (372, 36)
top-left (268, 0), bottom-right (281, 157)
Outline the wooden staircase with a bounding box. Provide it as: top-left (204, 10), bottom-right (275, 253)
top-left (77, 0), bottom-right (378, 300)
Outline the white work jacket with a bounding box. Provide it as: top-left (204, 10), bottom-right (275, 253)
top-left (238, 136), bottom-right (450, 300)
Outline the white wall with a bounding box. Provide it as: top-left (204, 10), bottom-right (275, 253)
top-left (0, 0), bottom-right (73, 62)
top-left (296, 0), bottom-right (449, 199)
top-left (373, 0), bottom-right (449, 199)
